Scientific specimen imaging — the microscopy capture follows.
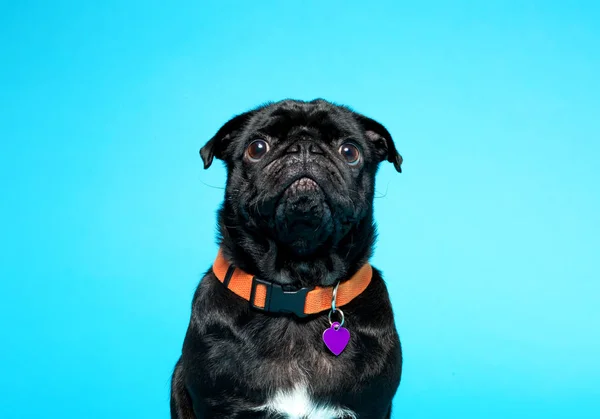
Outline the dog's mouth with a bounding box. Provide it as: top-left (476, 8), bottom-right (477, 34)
top-left (273, 174), bottom-right (328, 208)
top-left (273, 176), bottom-right (333, 254)
top-left (277, 175), bottom-right (329, 211)
top-left (285, 177), bottom-right (321, 194)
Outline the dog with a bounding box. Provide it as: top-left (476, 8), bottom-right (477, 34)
top-left (171, 99), bottom-right (403, 418)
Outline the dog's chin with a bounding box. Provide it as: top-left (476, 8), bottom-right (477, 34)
top-left (273, 177), bottom-right (334, 256)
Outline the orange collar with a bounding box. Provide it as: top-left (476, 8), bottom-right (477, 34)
top-left (212, 248), bottom-right (373, 317)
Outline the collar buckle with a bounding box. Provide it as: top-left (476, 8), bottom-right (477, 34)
top-left (250, 277), bottom-right (311, 318)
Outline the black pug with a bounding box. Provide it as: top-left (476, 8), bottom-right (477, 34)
top-left (171, 99), bottom-right (403, 419)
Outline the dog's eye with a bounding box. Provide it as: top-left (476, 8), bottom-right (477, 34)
top-left (339, 143), bottom-right (360, 165)
top-left (246, 140), bottom-right (269, 161)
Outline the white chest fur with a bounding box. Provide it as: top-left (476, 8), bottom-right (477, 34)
top-left (254, 384), bottom-right (357, 419)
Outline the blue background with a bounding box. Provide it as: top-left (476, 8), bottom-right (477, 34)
top-left (1, 1), bottom-right (599, 418)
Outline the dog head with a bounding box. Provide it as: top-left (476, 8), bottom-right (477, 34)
top-left (201, 99), bottom-right (402, 259)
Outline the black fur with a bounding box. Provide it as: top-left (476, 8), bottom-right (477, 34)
top-left (171, 99), bottom-right (403, 418)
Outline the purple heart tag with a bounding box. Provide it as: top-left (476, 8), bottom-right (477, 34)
top-left (322, 322), bottom-right (350, 356)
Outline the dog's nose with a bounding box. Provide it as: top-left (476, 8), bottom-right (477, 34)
top-left (286, 141), bottom-right (324, 155)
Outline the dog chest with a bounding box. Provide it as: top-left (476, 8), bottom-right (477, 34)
top-left (255, 383), bottom-right (357, 419)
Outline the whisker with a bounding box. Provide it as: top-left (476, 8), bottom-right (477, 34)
top-left (345, 233), bottom-right (354, 259)
top-left (374, 181), bottom-right (390, 199)
top-left (199, 179), bottom-right (225, 190)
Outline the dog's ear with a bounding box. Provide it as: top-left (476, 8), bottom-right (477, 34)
top-left (200, 110), bottom-right (255, 169)
top-left (355, 114), bottom-right (403, 173)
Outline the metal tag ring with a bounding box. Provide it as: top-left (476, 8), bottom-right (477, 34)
top-left (331, 280), bottom-right (341, 312)
top-left (328, 308), bottom-right (344, 328)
